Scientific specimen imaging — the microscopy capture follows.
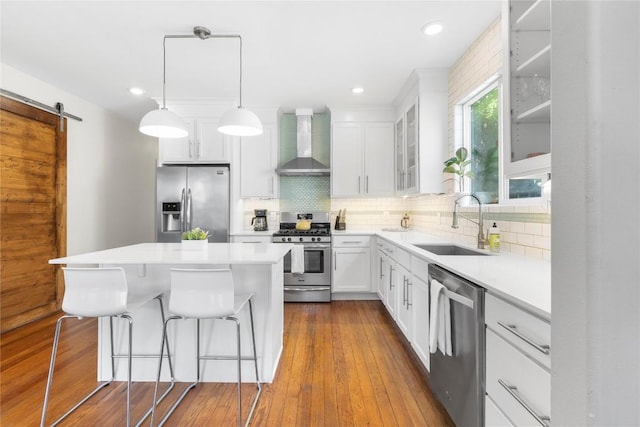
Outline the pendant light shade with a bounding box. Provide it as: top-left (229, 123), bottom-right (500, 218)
top-left (218, 107), bottom-right (263, 136)
top-left (139, 108), bottom-right (188, 138)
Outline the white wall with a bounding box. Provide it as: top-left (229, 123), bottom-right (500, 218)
top-left (551, 1), bottom-right (640, 425)
top-left (1, 64), bottom-right (158, 255)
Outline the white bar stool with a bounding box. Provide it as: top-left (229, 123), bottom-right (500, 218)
top-left (151, 268), bottom-right (261, 427)
top-left (40, 267), bottom-right (175, 427)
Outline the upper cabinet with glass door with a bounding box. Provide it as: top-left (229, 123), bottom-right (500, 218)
top-left (394, 69), bottom-right (447, 195)
top-left (503, 0), bottom-right (551, 199)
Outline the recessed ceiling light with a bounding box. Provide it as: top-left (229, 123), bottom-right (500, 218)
top-left (422, 22), bottom-right (444, 36)
top-left (352, 87), bottom-right (364, 94)
top-left (129, 87), bottom-right (145, 96)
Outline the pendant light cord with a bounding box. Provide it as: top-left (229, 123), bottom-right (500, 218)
top-left (162, 36), bottom-right (167, 109)
top-left (162, 29), bottom-right (244, 109)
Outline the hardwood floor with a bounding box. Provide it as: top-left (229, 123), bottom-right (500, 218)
top-left (1, 300), bottom-right (453, 426)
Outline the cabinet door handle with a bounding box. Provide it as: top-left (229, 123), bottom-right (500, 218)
top-left (498, 379), bottom-right (550, 427)
top-left (389, 266), bottom-right (394, 289)
top-left (271, 177), bottom-right (274, 195)
top-left (334, 252), bottom-right (337, 270)
top-left (402, 276), bottom-right (407, 305)
top-left (497, 321), bottom-right (550, 355)
top-left (406, 278), bottom-right (412, 308)
top-left (358, 176), bottom-right (361, 194)
top-left (366, 176), bottom-right (369, 193)
top-left (379, 258), bottom-right (384, 279)
top-left (189, 141), bottom-right (193, 159)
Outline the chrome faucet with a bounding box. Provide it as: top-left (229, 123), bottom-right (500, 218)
top-left (452, 194), bottom-right (487, 250)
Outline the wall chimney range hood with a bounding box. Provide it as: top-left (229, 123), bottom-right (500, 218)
top-left (276, 108), bottom-right (330, 176)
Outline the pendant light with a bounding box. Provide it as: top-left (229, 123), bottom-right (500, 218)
top-left (212, 31), bottom-right (263, 136)
top-left (139, 37), bottom-right (188, 138)
top-left (139, 26), bottom-right (262, 139)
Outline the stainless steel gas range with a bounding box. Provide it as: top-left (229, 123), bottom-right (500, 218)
top-left (272, 212), bottom-right (331, 302)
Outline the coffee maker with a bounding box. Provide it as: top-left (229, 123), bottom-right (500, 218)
top-left (251, 209), bottom-right (268, 231)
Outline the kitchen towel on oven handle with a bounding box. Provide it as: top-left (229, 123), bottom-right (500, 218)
top-left (290, 245), bottom-right (305, 274)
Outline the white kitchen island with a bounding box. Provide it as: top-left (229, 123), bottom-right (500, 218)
top-left (49, 242), bottom-right (292, 383)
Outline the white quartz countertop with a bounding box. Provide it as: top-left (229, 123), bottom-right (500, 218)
top-left (49, 242), bottom-right (293, 265)
top-left (346, 229), bottom-right (551, 320)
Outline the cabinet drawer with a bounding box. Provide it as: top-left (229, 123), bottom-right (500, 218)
top-left (388, 246), bottom-right (410, 268)
top-left (231, 236), bottom-right (271, 244)
top-left (411, 255), bottom-right (429, 279)
top-left (333, 235), bottom-right (371, 248)
top-left (486, 329), bottom-right (550, 427)
top-left (486, 293), bottom-right (551, 369)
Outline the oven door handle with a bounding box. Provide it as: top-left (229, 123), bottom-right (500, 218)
top-left (285, 287), bottom-right (330, 292)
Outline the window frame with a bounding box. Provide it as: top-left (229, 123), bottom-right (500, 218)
top-left (460, 77), bottom-right (502, 203)
top-left (456, 76), bottom-right (548, 206)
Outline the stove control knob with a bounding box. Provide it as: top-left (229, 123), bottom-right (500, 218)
top-left (299, 237), bottom-right (304, 242)
top-left (287, 237), bottom-right (291, 242)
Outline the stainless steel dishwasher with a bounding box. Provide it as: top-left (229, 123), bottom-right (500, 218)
top-left (428, 264), bottom-right (485, 427)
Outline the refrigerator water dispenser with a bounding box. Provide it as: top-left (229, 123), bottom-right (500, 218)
top-left (162, 202), bottom-right (181, 232)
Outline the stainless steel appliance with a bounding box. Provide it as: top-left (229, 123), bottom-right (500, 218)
top-left (272, 212), bottom-right (331, 302)
top-left (156, 165), bottom-right (230, 243)
top-left (251, 209), bottom-right (268, 231)
top-left (428, 264), bottom-right (485, 427)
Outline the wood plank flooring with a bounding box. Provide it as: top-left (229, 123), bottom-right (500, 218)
top-left (1, 300), bottom-right (453, 426)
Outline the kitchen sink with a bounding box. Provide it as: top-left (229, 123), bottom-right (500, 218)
top-left (412, 244), bottom-right (489, 256)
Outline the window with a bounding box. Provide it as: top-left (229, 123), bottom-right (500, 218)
top-left (463, 82), bottom-right (500, 204)
top-left (459, 79), bottom-right (546, 204)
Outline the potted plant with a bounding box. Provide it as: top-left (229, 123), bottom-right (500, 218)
top-left (181, 227), bottom-right (210, 251)
top-left (443, 147), bottom-right (475, 193)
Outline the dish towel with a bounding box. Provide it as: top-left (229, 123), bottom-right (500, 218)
top-left (429, 279), bottom-right (452, 356)
top-left (290, 245), bottom-right (305, 274)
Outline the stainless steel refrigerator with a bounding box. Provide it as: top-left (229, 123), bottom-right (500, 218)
top-left (156, 165), bottom-right (230, 243)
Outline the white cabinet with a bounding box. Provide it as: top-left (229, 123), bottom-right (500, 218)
top-left (394, 69), bottom-right (447, 195)
top-left (502, 0), bottom-right (551, 196)
top-left (410, 256), bottom-right (430, 371)
top-left (485, 293), bottom-right (551, 426)
top-left (331, 122), bottom-right (394, 197)
top-left (395, 101), bottom-right (419, 194)
top-left (331, 235), bottom-right (371, 293)
top-left (240, 125), bottom-right (278, 198)
top-left (375, 241), bottom-right (389, 302)
top-left (230, 235), bottom-right (271, 244)
top-left (395, 262), bottom-right (412, 340)
top-left (160, 118), bottom-right (229, 164)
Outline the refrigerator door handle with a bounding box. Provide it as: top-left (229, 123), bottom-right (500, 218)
top-left (186, 188), bottom-right (193, 231)
top-left (180, 188), bottom-right (186, 232)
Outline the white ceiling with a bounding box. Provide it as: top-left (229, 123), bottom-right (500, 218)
top-left (0, 1), bottom-right (501, 123)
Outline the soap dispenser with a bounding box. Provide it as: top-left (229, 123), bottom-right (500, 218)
top-left (488, 222), bottom-right (500, 253)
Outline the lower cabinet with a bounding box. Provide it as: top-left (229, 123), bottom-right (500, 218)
top-left (395, 263), bottom-right (412, 340)
top-left (230, 235), bottom-right (271, 244)
top-left (410, 256), bottom-right (430, 371)
top-left (485, 293), bottom-right (551, 427)
top-left (332, 235), bottom-right (371, 293)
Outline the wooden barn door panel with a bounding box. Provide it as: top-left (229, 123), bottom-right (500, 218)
top-left (1, 96), bottom-right (66, 332)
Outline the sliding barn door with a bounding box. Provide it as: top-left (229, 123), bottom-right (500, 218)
top-left (0, 95), bottom-right (67, 332)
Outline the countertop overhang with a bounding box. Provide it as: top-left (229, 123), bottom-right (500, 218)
top-left (49, 242), bottom-right (293, 265)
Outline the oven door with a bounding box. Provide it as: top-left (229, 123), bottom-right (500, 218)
top-left (283, 243), bottom-right (331, 286)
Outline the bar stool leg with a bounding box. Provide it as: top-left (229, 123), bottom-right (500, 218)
top-left (40, 315), bottom-right (114, 427)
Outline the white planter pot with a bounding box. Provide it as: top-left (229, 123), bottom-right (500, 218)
top-left (181, 240), bottom-right (208, 251)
